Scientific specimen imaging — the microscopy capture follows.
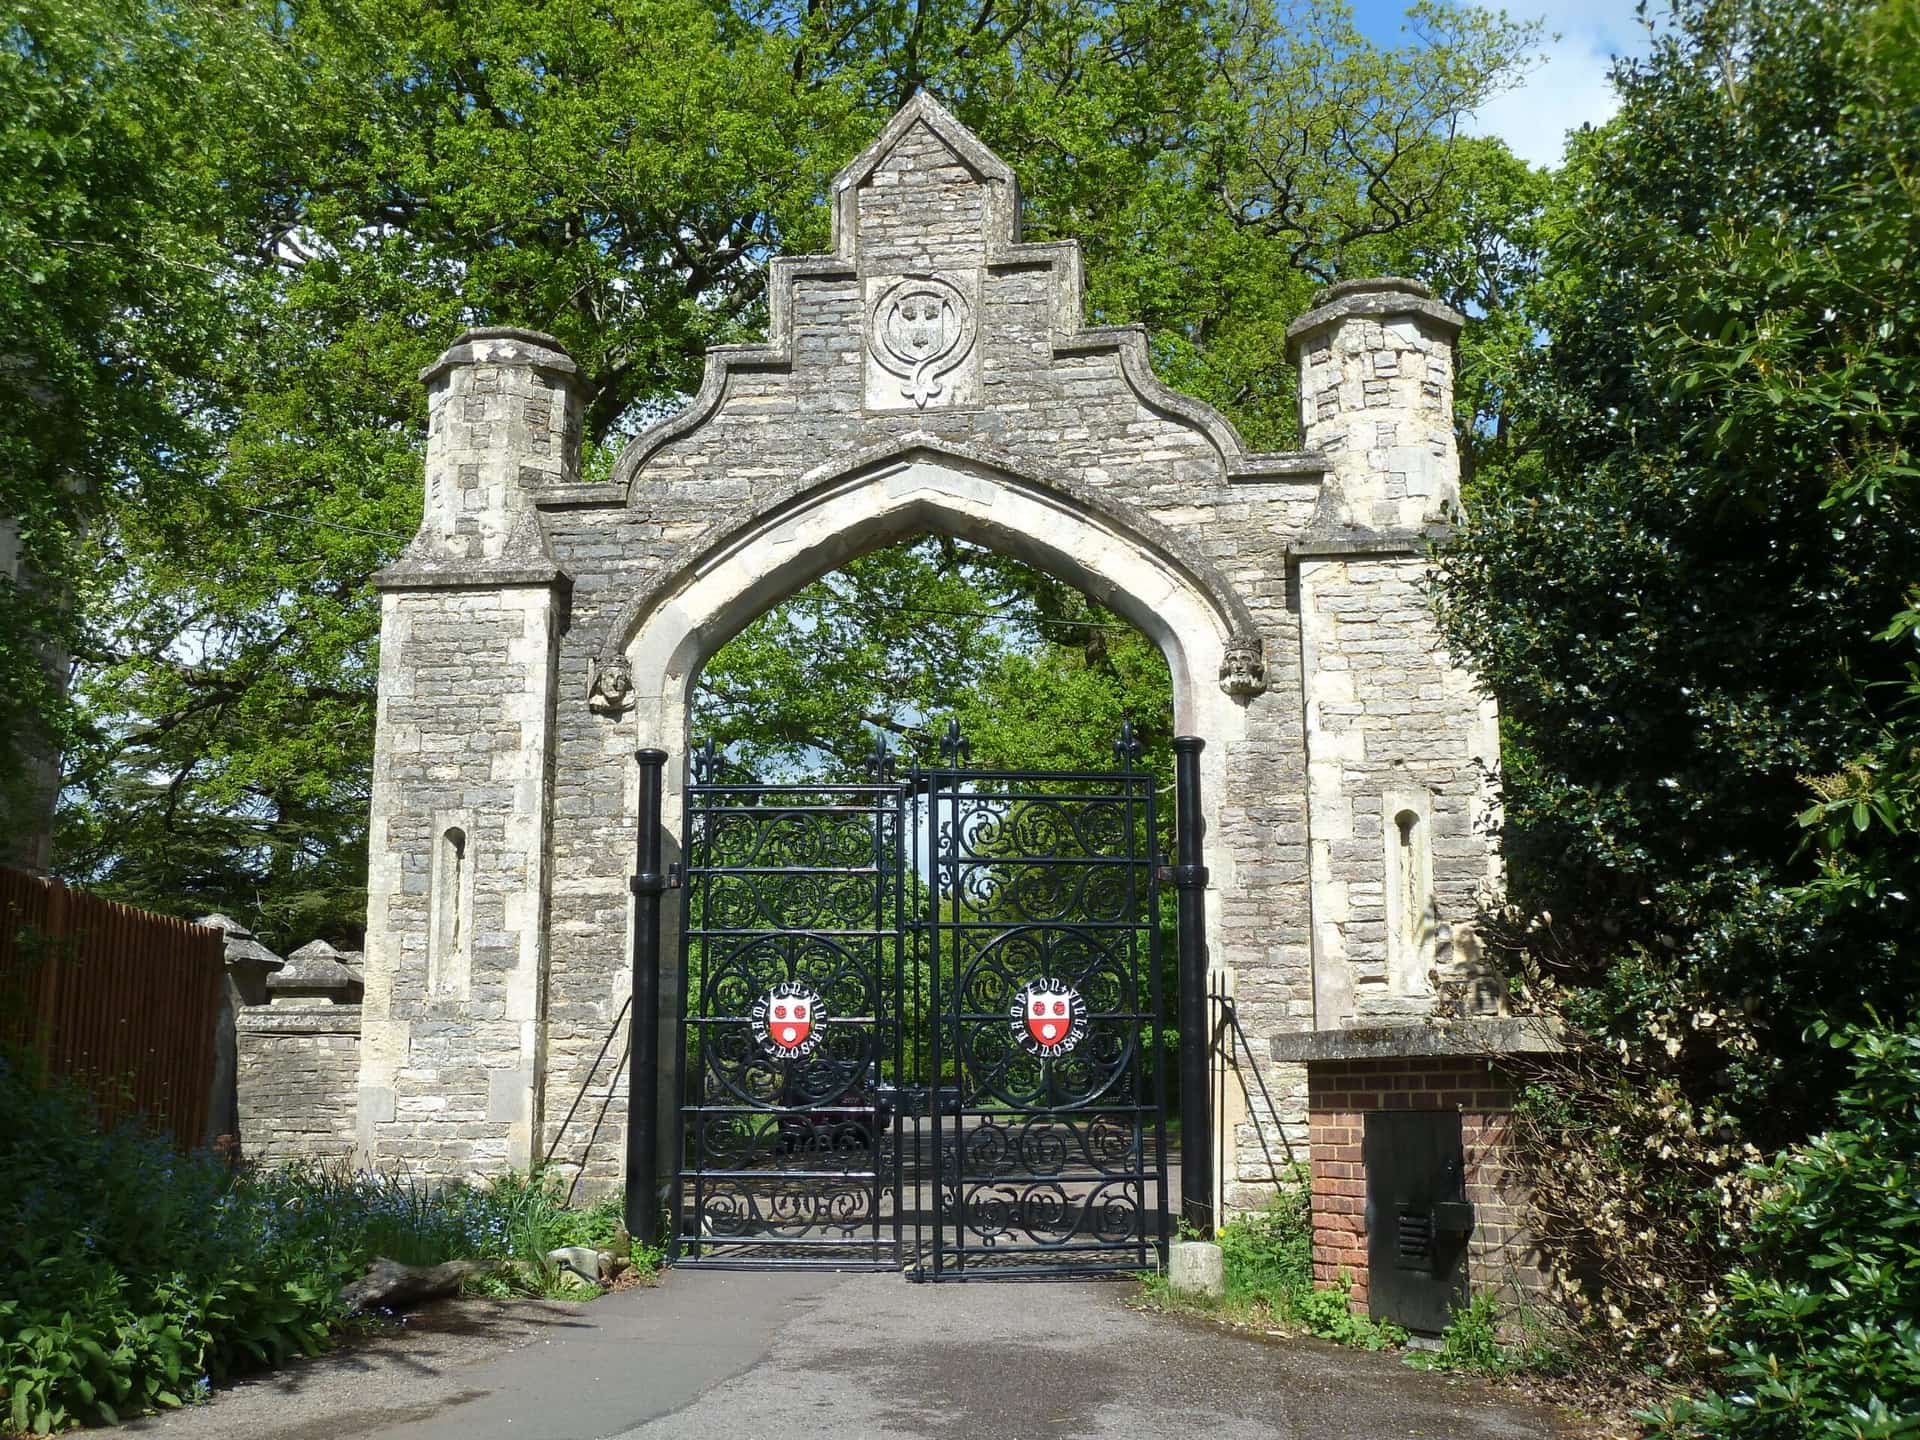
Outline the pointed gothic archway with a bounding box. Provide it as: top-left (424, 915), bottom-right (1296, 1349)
top-left (608, 440), bottom-right (1255, 822)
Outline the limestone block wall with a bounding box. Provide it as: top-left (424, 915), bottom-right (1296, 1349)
top-left (236, 1007), bottom-right (363, 1165)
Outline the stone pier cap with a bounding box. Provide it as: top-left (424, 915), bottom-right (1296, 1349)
top-left (419, 326), bottom-right (582, 387)
top-left (1285, 277), bottom-right (1465, 358)
top-left (1271, 1016), bottom-right (1566, 1064)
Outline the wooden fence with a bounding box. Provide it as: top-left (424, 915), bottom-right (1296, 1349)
top-left (0, 868), bottom-right (225, 1148)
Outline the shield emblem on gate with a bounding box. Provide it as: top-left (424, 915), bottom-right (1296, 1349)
top-left (1011, 978), bottom-right (1086, 1057)
top-left (770, 994), bottom-right (812, 1050)
top-left (751, 980), bottom-right (829, 1061)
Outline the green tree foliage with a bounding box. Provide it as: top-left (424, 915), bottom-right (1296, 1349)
top-left (1434, 0), bottom-right (1920, 1135)
top-left (0, 0), bottom-right (290, 839)
top-left (693, 538), bottom-right (1174, 779)
top-left (31, 0), bottom-right (1536, 944)
top-left (1650, 1020), bottom-right (1920, 1438)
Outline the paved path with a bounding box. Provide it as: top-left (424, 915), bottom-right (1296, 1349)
top-left (119, 1271), bottom-right (1577, 1440)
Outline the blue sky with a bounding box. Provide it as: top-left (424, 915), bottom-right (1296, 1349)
top-left (1351, 0), bottom-right (1656, 169)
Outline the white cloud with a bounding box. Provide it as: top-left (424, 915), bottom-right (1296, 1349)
top-left (1469, 1), bottom-right (1654, 169)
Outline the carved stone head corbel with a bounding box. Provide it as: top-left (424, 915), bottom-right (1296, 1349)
top-left (1218, 634), bottom-right (1267, 698)
top-left (588, 654), bottom-right (635, 716)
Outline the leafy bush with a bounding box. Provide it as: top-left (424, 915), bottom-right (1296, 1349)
top-left (1405, 1291), bottom-right (1564, 1379)
top-left (1, 1055), bottom-right (640, 1432)
top-left (1214, 1180), bottom-right (1314, 1313)
top-left (1504, 1053), bottom-right (1765, 1378)
top-left (1649, 1021), bottom-right (1920, 1438)
top-left (1150, 1176), bottom-right (1404, 1350)
top-left (241, 1162), bottom-right (632, 1292)
top-left (1292, 1275), bottom-right (1407, 1352)
top-left (1, 1055), bottom-right (338, 1431)
top-left (1429, 1293), bottom-right (1508, 1375)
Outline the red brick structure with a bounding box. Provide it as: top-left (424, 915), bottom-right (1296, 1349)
top-left (1275, 1020), bottom-right (1561, 1323)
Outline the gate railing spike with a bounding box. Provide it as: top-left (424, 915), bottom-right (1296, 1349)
top-left (865, 734), bottom-right (897, 782)
top-left (692, 737), bottom-right (720, 785)
top-left (1114, 719), bottom-right (1142, 770)
top-left (939, 718), bottom-right (972, 766)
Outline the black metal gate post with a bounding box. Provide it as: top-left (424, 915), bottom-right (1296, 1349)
top-left (1171, 736), bottom-right (1213, 1236)
top-left (626, 747), bottom-right (669, 1246)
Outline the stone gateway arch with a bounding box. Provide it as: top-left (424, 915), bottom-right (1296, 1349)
top-left (355, 94), bottom-right (1506, 1277)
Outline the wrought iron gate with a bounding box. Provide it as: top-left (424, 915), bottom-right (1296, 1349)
top-left (670, 726), bottom-right (1170, 1279)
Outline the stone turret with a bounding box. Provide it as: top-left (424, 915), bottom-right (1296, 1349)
top-left (358, 329), bottom-right (582, 1175)
top-left (1284, 278), bottom-right (1491, 1028)
top-left (1287, 278), bottom-right (1464, 535)
top-left (385, 328), bottom-right (586, 581)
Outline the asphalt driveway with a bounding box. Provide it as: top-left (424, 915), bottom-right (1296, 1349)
top-left (117, 1270), bottom-right (1579, 1440)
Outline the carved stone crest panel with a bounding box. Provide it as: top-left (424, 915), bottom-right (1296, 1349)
top-left (864, 270), bottom-right (979, 411)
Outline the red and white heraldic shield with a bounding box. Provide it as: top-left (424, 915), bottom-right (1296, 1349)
top-left (1023, 985), bottom-right (1077, 1048)
top-left (768, 993), bottom-right (813, 1050)
top-left (753, 980), bottom-right (829, 1060)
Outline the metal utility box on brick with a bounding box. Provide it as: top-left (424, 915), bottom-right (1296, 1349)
top-left (1364, 1110), bottom-right (1473, 1334)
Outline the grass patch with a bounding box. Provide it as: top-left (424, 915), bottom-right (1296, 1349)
top-left (1136, 1170), bottom-right (1405, 1351)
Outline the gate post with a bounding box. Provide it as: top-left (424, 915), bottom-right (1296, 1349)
top-left (626, 748), bottom-right (669, 1246)
top-left (1172, 736), bottom-right (1213, 1236)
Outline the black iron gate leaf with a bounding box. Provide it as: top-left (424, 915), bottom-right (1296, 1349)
top-left (672, 769), bottom-right (904, 1269)
top-left (670, 728), bottom-right (1169, 1279)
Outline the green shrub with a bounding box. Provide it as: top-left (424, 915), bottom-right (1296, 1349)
top-left (1293, 1274), bottom-right (1408, 1351)
top-left (1151, 1175), bottom-right (1405, 1350)
top-left (1648, 1021), bottom-right (1920, 1438)
top-left (1406, 1291), bottom-right (1565, 1378)
top-left (1, 1056), bottom-right (642, 1432)
top-left (0, 1055), bottom-right (339, 1431)
top-left (1425, 1292), bottom-right (1510, 1375)
top-left (1215, 1179), bottom-right (1314, 1313)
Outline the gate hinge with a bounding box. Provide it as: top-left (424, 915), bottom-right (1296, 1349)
top-left (630, 863), bottom-right (682, 896)
top-left (1157, 863), bottom-right (1209, 889)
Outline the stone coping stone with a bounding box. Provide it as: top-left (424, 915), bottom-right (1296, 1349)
top-left (236, 1005), bottom-right (364, 1036)
top-left (271, 939), bottom-right (362, 994)
top-left (1287, 524), bottom-right (1454, 560)
top-left (418, 327), bottom-right (578, 386)
top-left (1285, 277), bottom-right (1466, 353)
top-left (1269, 1017), bottom-right (1565, 1064)
top-left (199, 912), bottom-right (285, 972)
top-left (373, 558), bottom-right (571, 592)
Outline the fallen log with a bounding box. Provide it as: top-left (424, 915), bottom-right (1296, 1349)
top-left (340, 1257), bottom-right (506, 1315)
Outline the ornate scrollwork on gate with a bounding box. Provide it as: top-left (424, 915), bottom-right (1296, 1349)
top-left (671, 724), bottom-right (1168, 1279)
top-left (674, 773), bottom-right (901, 1269)
top-left (923, 723), bottom-right (1170, 1277)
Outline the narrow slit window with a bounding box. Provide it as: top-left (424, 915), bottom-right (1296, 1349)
top-left (1388, 806), bottom-right (1431, 995)
top-left (1396, 811), bottom-right (1419, 953)
top-left (431, 825), bottom-right (468, 992)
